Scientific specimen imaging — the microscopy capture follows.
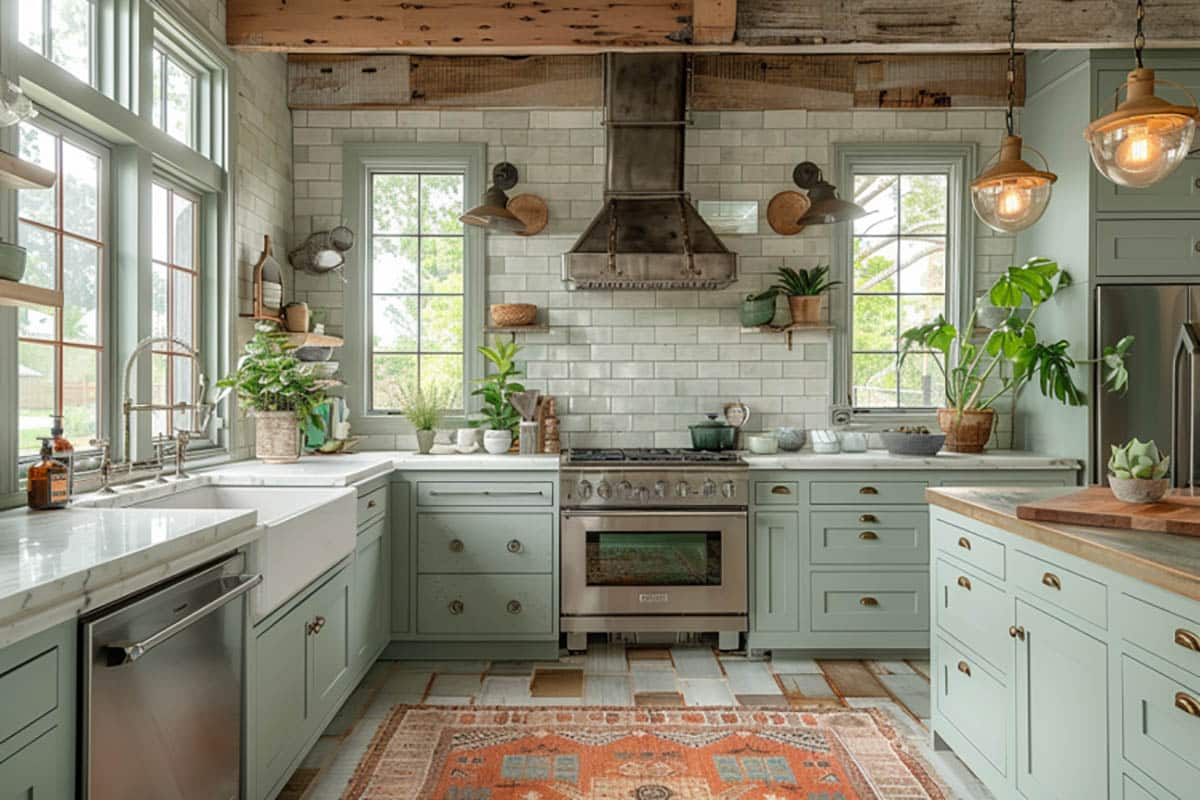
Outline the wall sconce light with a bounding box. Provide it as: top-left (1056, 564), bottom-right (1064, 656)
top-left (460, 162), bottom-right (549, 236)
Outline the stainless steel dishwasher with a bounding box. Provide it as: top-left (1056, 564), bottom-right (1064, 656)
top-left (80, 554), bottom-right (261, 800)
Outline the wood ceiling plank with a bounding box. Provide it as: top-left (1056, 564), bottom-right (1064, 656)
top-left (690, 54), bottom-right (855, 110)
top-left (853, 53), bottom-right (1026, 109)
top-left (692, 0), bottom-right (738, 45)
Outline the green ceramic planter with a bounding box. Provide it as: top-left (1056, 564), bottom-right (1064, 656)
top-left (0, 241), bottom-right (26, 283)
top-left (740, 293), bottom-right (776, 327)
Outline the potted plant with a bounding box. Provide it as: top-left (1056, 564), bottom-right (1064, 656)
top-left (471, 338), bottom-right (524, 443)
top-left (740, 287), bottom-right (779, 327)
top-left (401, 385), bottom-right (448, 454)
top-left (899, 257), bottom-right (1134, 453)
top-left (1108, 438), bottom-right (1171, 503)
top-left (217, 324), bottom-right (327, 463)
top-left (774, 265), bottom-right (840, 324)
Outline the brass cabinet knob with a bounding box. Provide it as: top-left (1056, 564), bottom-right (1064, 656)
top-left (506, 600), bottom-right (522, 615)
top-left (506, 539), bottom-right (523, 554)
top-left (957, 576), bottom-right (972, 591)
top-left (1042, 572), bottom-right (1062, 591)
top-left (449, 539), bottom-right (465, 553)
top-left (958, 536), bottom-right (972, 551)
top-left (448, 600), bottom-right (464, 615)
top-left (307, 615), bottom-right (326, 635)
top-left (1176, 692), bottom-right (1200, 717)
top-left (957, 660), bottom-right (972, 677)
top-left (859, 531), bottom-right (879, 541)
top-left (859, 513), bottom-right (878, 523)
top-left (1009, 625), bottom-right (1026, 640)
top-left (860, 596), bottom-right (879, 607)
top-left (859, 486), bottom-right (879, 495)
top-left (1175, 628), bottom-right (1200, 652)
top-left (367, 499), bottom-right (377, 508)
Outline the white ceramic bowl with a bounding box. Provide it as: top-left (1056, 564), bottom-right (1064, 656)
top-left (483, 429), bottom-right (512, 455)
top-left (746, 434), bottom-right (778, 454)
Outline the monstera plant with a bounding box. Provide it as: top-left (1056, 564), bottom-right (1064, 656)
top-left (899, 257), bottom-right (1134, 453)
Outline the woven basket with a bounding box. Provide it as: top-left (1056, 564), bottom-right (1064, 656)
top-left (490, 303), bottom-right (538, 327)
top-left (255, 411), bottom-right (302, 463)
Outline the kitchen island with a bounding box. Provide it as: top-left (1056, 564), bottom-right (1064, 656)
top-left (926, 486), bottom-right (1200, 800)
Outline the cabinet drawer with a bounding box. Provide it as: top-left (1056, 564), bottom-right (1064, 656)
top-left (810, 510), bottom-right (928, 565)
top-left (417, 481), bottom-right (553, 507)
top-left (1122, 775), bottom-right (1163, 800)
top-left (810, 480), bottom-right (927, 505)
top-left (755, 481), bottom-right (799, 505)
top-left (931, 517), bottom-right (1006, 580)
top-left (1122, 655), bottom-right (1200, 800)
top-left (417, 574), bottom-right (554, 636)
top-left (810, 571), bottom-right (928, 632)
top-left (1012, 549), bottom-right (1107, 629)
top-left (0, 726), bottom-right (66, 800)
top-left (1117, 594), bottom-right (1200, 681)
top-left (1096, 219), bottom-right (1200, 278)
top-left (0, 648), bottom-right (58, 748)
top-left (357, 485), bottom-right (387, 527)
top-left (935, 558), bottom-right (1010, 673)
top-left (936, 636), bottom-right (1008, 774)
top-left (418, 513), bottom-right (553, 574)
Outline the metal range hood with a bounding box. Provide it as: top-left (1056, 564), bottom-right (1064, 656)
top-left (563, 53), bottom-right (737, 290)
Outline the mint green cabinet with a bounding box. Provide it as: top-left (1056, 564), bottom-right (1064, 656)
top-left (351, 517), bottom-right (389, 671)
top-left (308, 568), bottom-right (352, 722)
top-left (1121, 655), bottom-right (1200, 800)
top-left (1014, 600), bottom-right (1109, 800)
top-left (1096, 220), bottom-right (1200, 278)
top-left (752, 511), bottom-right (800, 632)
top-left (0, 726), bottom-right (67, 800)
top-left (390, 479), bottom-right (412, 637)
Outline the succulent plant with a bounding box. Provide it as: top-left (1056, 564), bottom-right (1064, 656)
top-left (1108, 438), bottom-right (1170, 480)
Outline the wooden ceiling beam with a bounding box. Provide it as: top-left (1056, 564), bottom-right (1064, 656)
top-left (692, 0), bottom-right (738, 45)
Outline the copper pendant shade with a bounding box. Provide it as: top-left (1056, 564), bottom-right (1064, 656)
top-left (971, 135), bottom-right (1058, 233)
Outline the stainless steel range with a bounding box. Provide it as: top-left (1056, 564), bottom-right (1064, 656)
top-left (559, 448), bottom-right (749, 651)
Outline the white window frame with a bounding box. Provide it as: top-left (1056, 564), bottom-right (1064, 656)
top-left (18, 0), bottom-right (99, 88)
top-left (832, 143), bottom-right (977, 425)
top-left (342, 143), bottom-right (486, 436)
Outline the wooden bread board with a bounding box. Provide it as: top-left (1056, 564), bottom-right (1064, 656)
top-left (1016, 486), bottom-right (1200, 537)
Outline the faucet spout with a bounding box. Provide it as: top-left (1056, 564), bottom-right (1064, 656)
top-left (121, 336), bottom-right (212, 462)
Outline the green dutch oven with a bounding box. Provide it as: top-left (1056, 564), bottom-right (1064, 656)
top-left (689, 413), bottom-right (736, 451)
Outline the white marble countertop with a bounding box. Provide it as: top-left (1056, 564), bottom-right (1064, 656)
top-left (742, 450), bottom-right (1081, 470)
top-left (0, 505), bottom-right (260, 648)
top-left (206, 451), bottom-right (562, 486)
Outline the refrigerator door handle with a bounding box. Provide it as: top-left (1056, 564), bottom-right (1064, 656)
top-left (1172, 324), bottom-right (1200, 489)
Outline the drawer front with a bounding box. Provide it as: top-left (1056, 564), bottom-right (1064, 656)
top-left (931, 517), bottom-right (1006, 580)
top-left (417, 481), bottom-right (554, 507)
top-left (754, 481), bottom-right (799, 505)
top-left (0, 648), bottom-right (58, 748)
top-left (935, 558), bottom-right (1010, 672)
top-left (1012, 549), bottom-right (1107, 629)
top-left (418, 574), bottom-right (554, 636)
top-left (810, 510), bottom-right (928, 565)
top-left (1122, 655), bottom-right (1200, 800)
top-left (418, 512), bottom-right (553, 574)
top-left (810, 571), bottom-right (928, 632)
top-left (810, 480), bottom-right (927, 505)
top-left (357, 485), bottom-right (387, 528)
top-left (1096, 219), bottom-right (1200, 278)
top-left (0, 726), bottom-right (67, 800)
top-left (1122, 775), bottom-right (1163, 800)
top-left (936, 636), bottom-right (1008, 774)
top-left (1117, 593), bottom-right (1200, 680)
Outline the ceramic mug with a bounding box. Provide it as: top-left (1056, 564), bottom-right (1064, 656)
top-left (455, 427), bottom-right (480, 453)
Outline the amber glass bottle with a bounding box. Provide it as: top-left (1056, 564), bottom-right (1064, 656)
top-left (50, 415), bottom-right (74, 495)
top-left (27, 438), bottom-right (69, 510)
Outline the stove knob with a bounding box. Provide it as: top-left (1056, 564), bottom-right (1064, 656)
top-left (722, 480), bottom-right (736, 499)
top-left (576, 480), bottom-right (593, 500)
top-left (618, 480), bottom-right (633, 499)
top-left (636, 486), bottom-right (649, 502)
top-left (654, 480), bottom-right (668, 498)
top-left (597, 481), bottom-right (613, 499)
top-left (702, 479), bottom-right (717, 497)
top-left (675, 481), bottom-right (689, 498)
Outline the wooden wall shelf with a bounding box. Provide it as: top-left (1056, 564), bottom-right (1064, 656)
top-left (286, 331), bottom-right (344, 348)
top-left (484, 324), bottom-right (550, 342)
top-left (741, 321), bottom-right (835, 351)
top-left (0, 151), bottom-right (56, 190)
top-left (0, 280), bottom-right (63, 310)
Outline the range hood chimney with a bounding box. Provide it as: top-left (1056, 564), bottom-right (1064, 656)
top-left (562, 53), bottom-right (738, 290)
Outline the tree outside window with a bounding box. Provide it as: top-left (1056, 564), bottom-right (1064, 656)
top-left (19, 0), bottom-right (95, 85)
top-left (152, 46), bottom-right (197, 148)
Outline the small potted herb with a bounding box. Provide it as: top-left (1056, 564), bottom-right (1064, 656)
top-left (401, 386), bottom-right (449, 454)
top-left (217, 324), bottom-right (326, 463)
top-left (740, 287), bottom-right (779, 327)
top-left (774, 265), bottom-right (840, 324)
top-left (1108, 438), bottom-right (1171, 503)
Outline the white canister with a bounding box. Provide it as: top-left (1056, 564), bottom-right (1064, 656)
top-left (839, 431), bottom-right (868, 453)
top-left (455, 427), bottom-right (480, 453)
top-left (483, 429), bottom-right (513, 455)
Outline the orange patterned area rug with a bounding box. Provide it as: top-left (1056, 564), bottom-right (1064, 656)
top-left (342, 706), bottom-right (947, 799)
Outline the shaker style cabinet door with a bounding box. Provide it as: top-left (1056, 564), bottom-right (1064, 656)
top-left (752, 512), bottom-right (800, 632)
top-left (352, 518), bottom-right (389, 670)
top-left (1095, 220), bottom-right (1200, 278)
top-left (1014, 600), bottom-right (1109, 800)
top-left (307, 570), bottom-right (352, 723)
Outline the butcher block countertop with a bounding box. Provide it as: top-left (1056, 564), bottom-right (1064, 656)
top-left (926, 486), bottom-right (1200, 602)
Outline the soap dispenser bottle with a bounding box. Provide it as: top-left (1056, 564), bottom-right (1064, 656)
top-left (49, 414), bottom-right (74, 496)
top-left (27, 437), bottom-right (69, 510)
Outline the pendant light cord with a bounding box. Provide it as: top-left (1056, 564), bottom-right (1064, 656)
top-left (1006, 0), bottom-right (1017, 136)
top-left (1135, 0), bottom-right (1146, 68)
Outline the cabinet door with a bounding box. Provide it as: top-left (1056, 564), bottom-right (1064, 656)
top-left (352, 518), bottom-right (389, 670)
top-left (0, 726), bottom-right (65, 800)
top-left (1096, 220), bottom-right (1200, 278)
top-left (307, 570), bottom-right (351, 724)
top-left (753, 512), bottom-right (799, 632)
top-left (390, 480), bottom-right (411, 636)
top-left (1015, 600), bottom-right (1109, 800)
top-left (254, 600), bottom-right (309, 796)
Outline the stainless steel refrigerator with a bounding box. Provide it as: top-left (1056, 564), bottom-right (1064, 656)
top-left (1096, 285), bottom-right (1200, 488)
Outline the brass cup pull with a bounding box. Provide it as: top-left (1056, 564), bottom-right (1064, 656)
top-left (1042, 572), bottom-right (1062, 591)
top-left (771, 485), bottom-right (792, 495)
top-left (859, 531), bottom-right (879, 541)
top-left (957, 660), bottom-right (972, 677)
top-left (957, 576), bottom-right (972, 591)
top-left (1009, 625), bottom-right (1026, 641)
top-left (367, 499), bottom-right (377, 508)
top-left (506, 539), bottom-right (522, 554)
top-left (860, 596), bottom-right (879, 607)
top-left (506, 600), bottom-right (522, 615)
top-left (1176, 692), bottom-right (1200, 717)
top-left (1175, 628), bottom-right (1200, 652)
top-left (449, 539), bottom-right (465, 553)
top-left (958, 536), bottom-right (972, 551)
top-left (859, 486), bottom-right (879, 495)
top-left (448, 600), bottom-right (464, 615)
top-left (859, 513), bottom-right (878, 523)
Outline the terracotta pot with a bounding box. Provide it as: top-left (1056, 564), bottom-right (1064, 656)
top-left (788, 295), bottom-right (822, 324)
top-left (937, 408), bottom-right (996, 454)
top-left (255, 411), bottom-right (301, 463)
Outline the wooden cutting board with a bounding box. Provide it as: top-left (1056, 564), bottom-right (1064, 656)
top-left (1015, 486), bottom-right (1200, 537)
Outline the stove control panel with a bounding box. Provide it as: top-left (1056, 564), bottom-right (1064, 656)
top-left (560, 468), bottom-right (748, 509)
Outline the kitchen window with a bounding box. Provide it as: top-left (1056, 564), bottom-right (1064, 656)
top-left (16, 118), bottom-right (108, 454)
top-left (18, 0), bottom-right (96, 85)
top-left (151, 47), bottom-right (197, 148)
top-left (834, 145), bottom-right (975, 416)
top-left (150, 180), bottom-right (200, 437)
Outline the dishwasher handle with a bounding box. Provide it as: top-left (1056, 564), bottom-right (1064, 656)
top-left (103, 573), bottom-right (262, 667)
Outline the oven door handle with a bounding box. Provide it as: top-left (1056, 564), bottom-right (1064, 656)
top-left (561, 509), bottom-right (745, 519)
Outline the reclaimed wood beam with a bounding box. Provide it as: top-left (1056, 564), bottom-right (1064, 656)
top-left (692, 0), bottom-right (738, 45)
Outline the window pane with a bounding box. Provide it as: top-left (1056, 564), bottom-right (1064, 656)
top-left (165, 57), bottom-right (193, 146)
top-left (901, 174), bottom-right (947, 235)
top-left (419, 295), bottom-right (462, 352)
top-left (420, 237), bottom-right (463, 293)
top-left (152, 184), bottom-right (169, 262)
top-left (853, 174), bottom-right (898, 236)
top-left (853, 237), bottom-right (897, 293)
top-left (19, 342), bottom-right (56, 455)
top-left (372, 353), bottom-right (416, 411)
top-left (173, 355), bottom-right (193, 406)
top-left (18, 222), bottom-right (56, 291)
top-left (372, 174), bottom-right (418, 234)
top-left (420, 354), bottom-right (463, 408)
top-left (852, 295), bottom-right (897, 352)
top-left (61, 345), bottom-right (98, 444)
top-left (852, 353), bottom-right (897, 408)
top-left (419, 174), bottom-right (464, 235)
top-left (49, 0), bottom-right (91, 83)
top-left (172, 269), bottom-right (194, 346)
top-left (372, 296), bottom-right (418, 351)
top-left (372, 237), bottom-right (418, 293)
top-left (900, 295), bottom-right (944, 335)
top-left (61, 141), bottom-right (99, 239)
top-left (152, 264), bottom-right (169, 338)
top-left (62, 237), bottom-right (99, 344)
top-left (899, 239), bottom-right (946, 294)
top-left (900, 350), bottom-right (944, 409)
top-left (19, 0), bottom-right (44, 53)
top-left (152, 354), bottom-right (168, 436)
top-left (18, 125), bottom-right (58, 226)
top-left (173, 193), bottom-right (195, 268)
top-left (152, 50), bottom-right (164, 131)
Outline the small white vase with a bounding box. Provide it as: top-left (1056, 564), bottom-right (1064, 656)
top-left (483, 429), bottom-right (512, 455)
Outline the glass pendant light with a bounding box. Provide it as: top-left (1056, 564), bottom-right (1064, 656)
top-left (970, 0), bottom-right (1057, 233)
top-left (1084, 0), bottom-right (1199, 188)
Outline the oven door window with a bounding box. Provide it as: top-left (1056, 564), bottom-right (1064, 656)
top-left (585, 531), bottom-right (722, 586)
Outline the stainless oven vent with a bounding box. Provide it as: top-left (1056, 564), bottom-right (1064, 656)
top-left (562, 53), bottom-right (737, 290)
